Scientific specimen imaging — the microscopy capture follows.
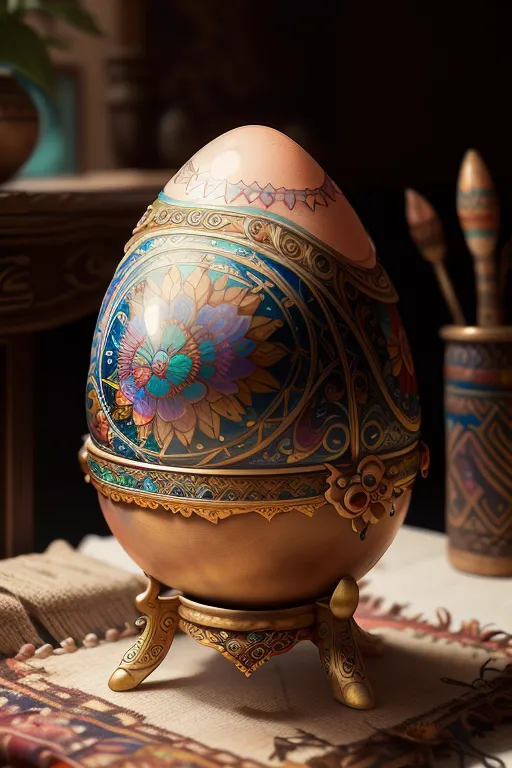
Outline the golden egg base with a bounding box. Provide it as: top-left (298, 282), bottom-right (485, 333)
top-left (79, 437), bottom-right (416, 709)
top-left (108, 574), bottom-right (381, 710)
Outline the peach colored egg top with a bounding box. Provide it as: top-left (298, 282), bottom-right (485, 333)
top-left (164, 125), bottom-right (375, 269)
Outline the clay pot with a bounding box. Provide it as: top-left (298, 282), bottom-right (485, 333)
top-left (0, 72), bottom-right (39, 184)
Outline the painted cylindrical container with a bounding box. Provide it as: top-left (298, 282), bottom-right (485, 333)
top-left (442, 325), bottom-right (512, 576)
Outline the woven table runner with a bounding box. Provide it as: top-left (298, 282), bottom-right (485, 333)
top-left (0, 540), bottom-right (145, 656)
top-left (0, 526), bottom-right (511, 768)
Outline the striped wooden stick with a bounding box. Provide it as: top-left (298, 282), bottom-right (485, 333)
top-left (456, 149), bottom-right (501, 327)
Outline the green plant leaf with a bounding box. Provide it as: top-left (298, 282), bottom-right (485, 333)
top-left (42, 33), bottom-right (69, 49)
top-left (17, 0), bottom-right (44, 9)
top-left (6, 0), bottom-right (22, 13)
top-left (0, 16), bottom-right (55, 96)
top-left (6, 0), bottom-right (41, 12)
top-left (37, 1), bottom-right (102, 35)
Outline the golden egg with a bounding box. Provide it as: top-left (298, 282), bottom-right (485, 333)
top-left (83, 125), bottom-right (429, 708)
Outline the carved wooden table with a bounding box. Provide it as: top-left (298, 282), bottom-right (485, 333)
top-left (0, 171), bottom-right (170, 558)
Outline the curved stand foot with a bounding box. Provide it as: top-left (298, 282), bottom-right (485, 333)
top-left (109, 576), bottom-right (179, 692)
top-left (315, 576), bottom-right (375, 710)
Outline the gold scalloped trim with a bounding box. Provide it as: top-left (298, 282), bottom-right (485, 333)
top-left (91, 477), bottom-right (326, 523)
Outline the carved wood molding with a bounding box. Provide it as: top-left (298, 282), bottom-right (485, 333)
top-left (0, 174), bottom-right (169, 335)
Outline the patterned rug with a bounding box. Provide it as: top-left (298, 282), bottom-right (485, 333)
top-left (1, 589), bottom-right (511, 768)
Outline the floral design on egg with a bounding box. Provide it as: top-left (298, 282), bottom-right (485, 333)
top-left (86, 387), bottom-right (112, 447)
top-left (325, 456), bottom-right (400, 538)
top-left (114, 265), bottom-right (286, 453)
top-left (379, 303), bottom-right (417, 396)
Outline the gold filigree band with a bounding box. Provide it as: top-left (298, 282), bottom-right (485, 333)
top-left (84, 436), bottom-right (328, 522)
top-left (90, 478), bottom-right (326, 523)
top-left (81, 435), bottom-right (426, 533)
top-left (128, 196), bottom-right (399, 303)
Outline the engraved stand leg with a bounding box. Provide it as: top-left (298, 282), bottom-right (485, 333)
top-left (109, 576), bottom-right (179, 692)
top-left (315, 576), bottom-right (375, 709)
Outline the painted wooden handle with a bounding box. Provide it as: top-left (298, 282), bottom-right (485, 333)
top-left (434, 263), bottom-right (466, 326)
top-left (472, 255), bottom-right (501, 327)
top-left (406, 189), bottom-right (465, 325)
top-left (457, 149), bottom-right (500, 327)
top-left (405, 188), bottom-right (445, 264)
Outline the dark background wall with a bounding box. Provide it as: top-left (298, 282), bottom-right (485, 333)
top-left (34, 0), bottom-right (512, 550)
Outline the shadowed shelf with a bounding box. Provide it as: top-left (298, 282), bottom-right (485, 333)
top-left (0, 170), bottom-right (171, 557)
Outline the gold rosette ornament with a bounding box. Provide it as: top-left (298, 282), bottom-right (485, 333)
top-left (326, 456), bottom-right (409, 538)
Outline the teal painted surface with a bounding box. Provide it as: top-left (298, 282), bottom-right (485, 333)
top-left (17, 71), bottom-right (78, 177)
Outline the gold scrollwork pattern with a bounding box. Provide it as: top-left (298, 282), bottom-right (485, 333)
top-left (127, 196), bottom-right (398, 303)
top-left (82, 440), bottom-right (426, 532)
top-left (314, 607), bottom-right (374, 709)
top-left (87, 193), bottom-right (427, 527)
top-left (313, 575), bottom-right (374, 709)
top-left (105, 574), bottom-right (378, 708)
top-left (179, 620), bottom-right (312, 676)
top-left (92, 195), bottom-right (421, 479)
top-left (91, 478), bottom-right (325, 523)
top-left (108, 577), bottom-right (180, 692)
top-left (86, 444), bottom-right (328, 500)
top-left (85, 439), bottom-right (328, 522)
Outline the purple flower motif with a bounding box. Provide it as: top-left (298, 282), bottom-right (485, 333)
top-left (115, 265), bottom-right (284, 452)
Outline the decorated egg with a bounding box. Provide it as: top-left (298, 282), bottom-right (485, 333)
top-left (84, 125), bottom-right (428, 609)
